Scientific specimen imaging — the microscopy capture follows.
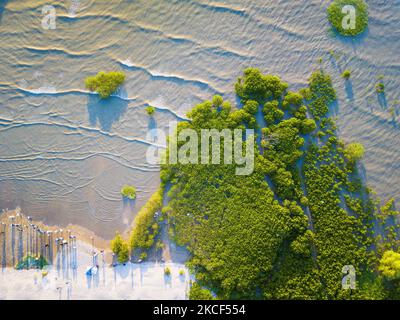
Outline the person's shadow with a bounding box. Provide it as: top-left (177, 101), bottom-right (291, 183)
top-left (87, 93), bottom-right (128, 132)
top-left (1, 231), bottom-right (6, 269)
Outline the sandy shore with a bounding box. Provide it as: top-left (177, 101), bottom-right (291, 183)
top-left (0, 238), bottom-right (191, 300)
top-left (0, 208), bottom-right (192, 300)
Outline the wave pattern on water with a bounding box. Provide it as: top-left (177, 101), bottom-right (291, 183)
top-left (0, 0), bottom-right (399, 239)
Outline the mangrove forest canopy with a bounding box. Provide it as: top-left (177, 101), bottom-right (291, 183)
top-left (159, 67), bottom-right (400, 300)
top-left (113, 67), bottom-right (399, 300)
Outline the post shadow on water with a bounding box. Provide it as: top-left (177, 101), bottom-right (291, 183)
top-left (2, 230), bottom-right (6, 270)
top-left (87, 91), bottom-right (128, 132)
top-left (86, 269), bottom-right (100, 289)
top-left (164, 273), bottom-right (172, 288)
top-left (86, 273), bottom-right (92, 289)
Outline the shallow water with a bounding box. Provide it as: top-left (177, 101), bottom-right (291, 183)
top-left (0, 0), bottom-right (399, 239)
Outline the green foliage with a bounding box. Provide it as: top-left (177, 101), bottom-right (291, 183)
top-left (263, 101), bottom-right (284, 125)
top-left (139, 252), bottom-right (148, 261)
top-left (129, 189), bottom-right (162, 253)
top-left (162, 95), bottom-right (291, 298)
top-left (212, 95), bottom-right (224, 107)
top-left (294, 106), bottom-right (308, 120)
top-left (379, 251), bottom-right (400, 280)
top-left (344, 143), bottom-right (365, 163)
top-left (376, 82), bottom-right (385, 93)
top-left (308, 71), bottom-right (337, 118)
top-left (243, 100), bottom-right (259, 115)
top-left (300, 119), bottom-right (317, 134)
top-left (159, 67), bottom-right (395, 300)
top-left (111, 232), bottom-right (124, 254)
top-left (381, 198), bottom-right (399, 216)
top-left (235, 68), bottom-right (288, 103)
top-left (282, 91), bottom-right (303, 114)
top-left (301, 72), bottom-right (380, 299)
top-left (300, 196), bottom-right (309, 207)
top-left (299, 88), bottom-right (312, 100)
top-left (111, 232), bottom-right (130, 264)
top-left (15, 255), bottom-right (48, 270)
top-left (85, 71), bottom-right (126, 99)
top-left (145, 106), bottom-right (156, 116)
top-left (118, 242), bottom-right (130, 264)
top-left (290, 230), bottom-right (315, 257)
top-left (189, 282), bottom-right (214, 300)
top-left (262, 118), bottom-right (305, 167)
top-left (121, 185), bottom-right (136, 200)
top-left (327, 0), bottom-right (369, 36)
top-left (342, 70), bottom-right (351, 80)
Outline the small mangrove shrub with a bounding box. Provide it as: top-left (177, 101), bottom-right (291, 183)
top-left (121, 185), bottom-right (136, 200)
top-left (145, 106), bottom-right (156, 116)
top-left (327, 0), bottom-right (368, 36)
top-left (345, 142), bottom-right (365, 163)
top-left (111, 232), bottom-right (130, 264)
top-left (85, 71), bottom-right (126, 99)
top-left (342, 70), bottom-right (351, 80)
top-left (15, 255), bottom-right (48, 270)
top-left (129, 189), bottom-right (162, 253)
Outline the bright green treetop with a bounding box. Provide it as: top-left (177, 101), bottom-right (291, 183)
top-left (189, 282), bottom-right (214, 300)
top-left (342, 70), bottom-right (351, 80)
top-left (345, 143), bottom-right (365, 163)
top-left (121, 185), bottom-right (136, 200)
top-left (327, 0), bottom-right (368, 36)
top-left (145, 106), bottom-right (156, 116)
top-left (111, 232), bottom-right (130, 264)
top-left (85, 71), bottom-right (126, 99)
top-left (212, 95), bottom-right (224, 107)
top-left (379, 251), bottom-right (400, 280)
top-left (235, 68), bottom-right (288, 102)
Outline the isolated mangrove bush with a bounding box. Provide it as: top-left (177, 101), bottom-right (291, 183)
top-left (85, 71), bottom-right (125, 99)
top-left (327, 0), bottom-right (368, 36)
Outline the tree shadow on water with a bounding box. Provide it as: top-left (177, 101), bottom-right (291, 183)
top-left (0, 1), bottom-right (9, 24)
top-left (121, 197), bottom-right (136, 225)
top-left (329, 27), bottom-right (369, 47)
top-left (148, 116), bottom-right (156, 132)
top-left (87, 94), bottom-right (128, 132)
top-left (345, 80), bottom-right (354, 102)
top-left (377, 92), bottom-right (388, 110)
top-left (123, 197), bottom-right (136, 210)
